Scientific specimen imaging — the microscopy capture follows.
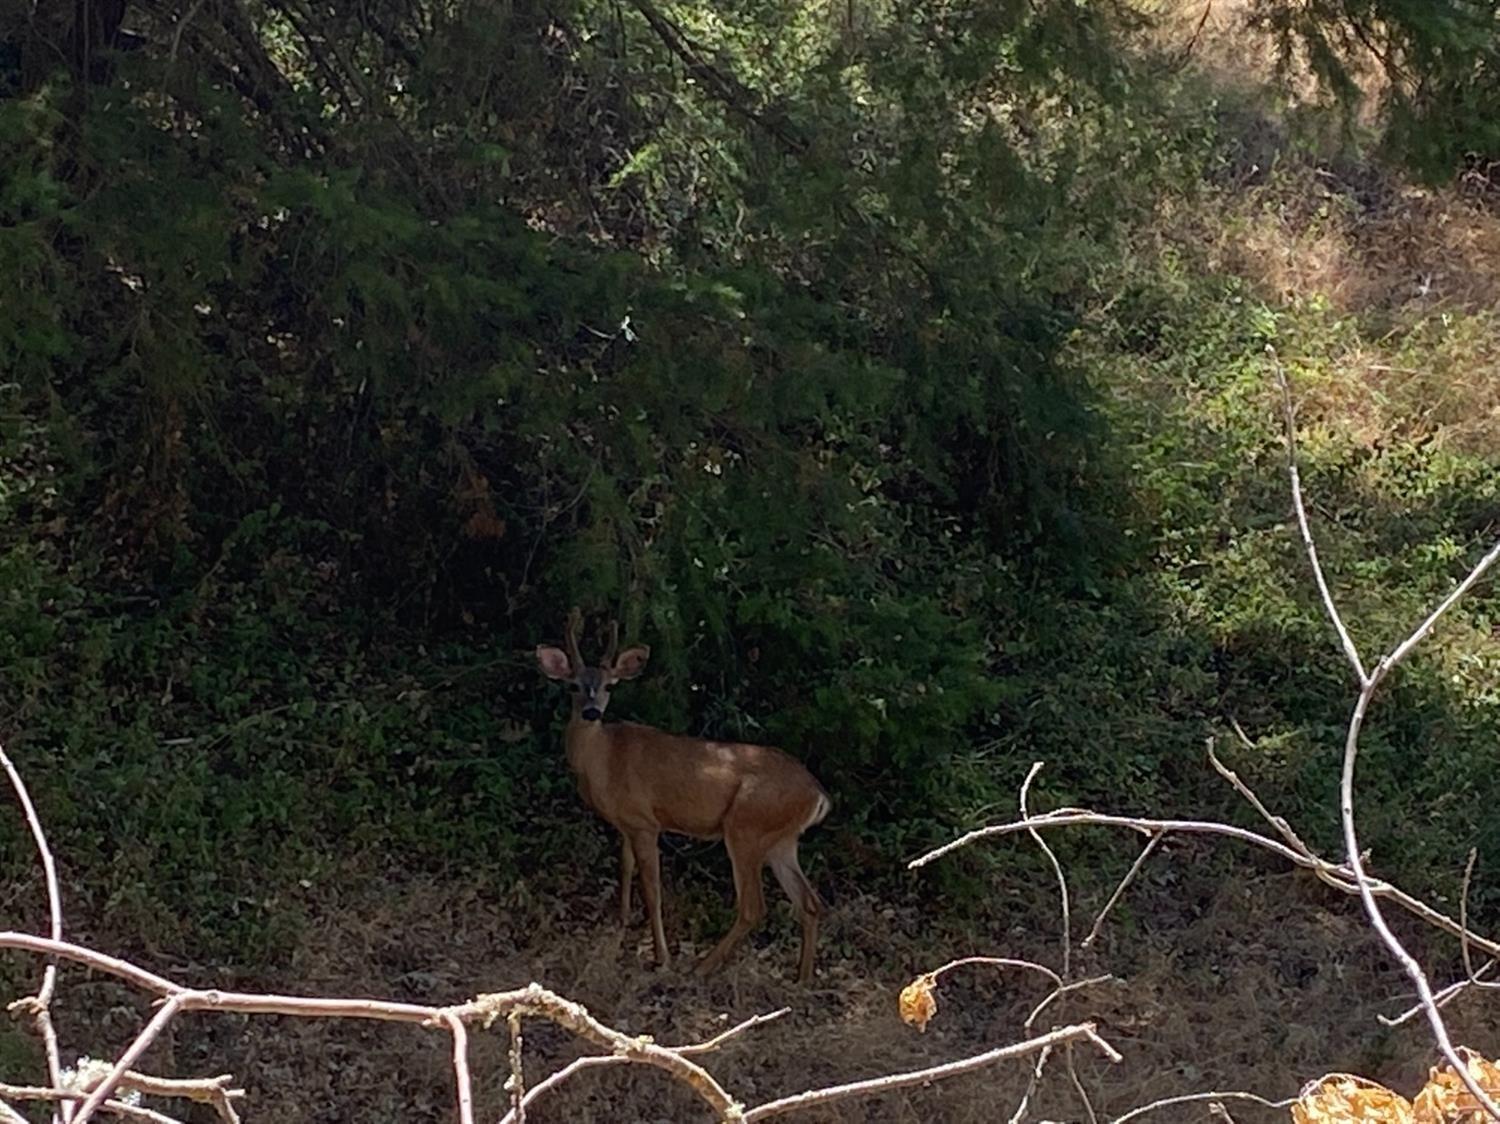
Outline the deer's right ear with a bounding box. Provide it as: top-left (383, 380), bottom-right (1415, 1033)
top-left (611, 645), bottom-right (650, 681)
top-left (535, 645), bottom-right (574, 680)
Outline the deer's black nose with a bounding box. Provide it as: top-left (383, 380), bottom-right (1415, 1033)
top-left (581, 706), bottom-right (602, 721)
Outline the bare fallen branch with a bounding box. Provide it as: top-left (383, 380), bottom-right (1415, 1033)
top-left (739, 1022), bottom-right (1120, 1122)
top-left (1275, 352), bottom-right (1500, 1120)
top-left (908, 807), bottom-right (1500, 961)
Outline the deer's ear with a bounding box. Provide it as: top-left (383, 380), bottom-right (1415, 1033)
top-left (610, 645), bottom-right (650, 681)
top-left (536, 645), bottom-right (574, 680)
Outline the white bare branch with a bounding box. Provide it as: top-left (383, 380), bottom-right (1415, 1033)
top-left (1276, 353), bottom-right (1500, 1120)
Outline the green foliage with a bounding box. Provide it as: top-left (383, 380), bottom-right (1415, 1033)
top-left (0, 0), bottom-right (1497, 961)
top-left (1251, 0), bottom-right (1500, 178)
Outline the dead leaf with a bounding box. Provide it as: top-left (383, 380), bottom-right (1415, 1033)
top-left (898, 974), bottom-right (937, 1033)
top-left (1292, 1077), bottom-right (1413, 1123)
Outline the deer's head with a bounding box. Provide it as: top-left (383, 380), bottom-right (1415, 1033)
top-left (536, 607), bottom-right (650, 722)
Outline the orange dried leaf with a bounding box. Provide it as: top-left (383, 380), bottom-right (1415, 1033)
top-left (1413, 1052), bottom-right (1500, 1123)
top-left (1292, 1077), bottom-right (1413, 1123)
top-left (898, 974), bottom-right (937, 1033)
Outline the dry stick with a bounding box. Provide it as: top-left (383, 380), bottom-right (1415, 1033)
top-left (0, 743), bottom-right (68, 1123)
top-left (0, 1087), bottom-right (185, 1124)
top-left (1340, 665), bottom-right (1500, 1120)
top-left (495, 1008), bottom-right (792, 1122)
top-left (72, 995), bottom-right (187, 1124)
top-left (1243, 724), bottom-right (1500, 1034)
top-left (1024, 976), bottom-right (1113, 1033)
top-left (909, 810), bottom-right (1500, 961)
top-left (440, 1012), bottom-right (474, 1124)
top-left (1005, 1044), bottom-right (1053, 1124)
top-left (0, 941), bottom-right (740, 1124)
top-left (1272, 353), bottom-right (1368, 686)
top-left (1019, 764), bottom-right (1096, 1124)
top-left (1081, 833), bottom-right (1163, 949)
top-left (926, 955), bottom-right (1062, 990)
top-left (5, 1073), bottom-right (241, 1123)
top-left (1215, 730), bottom-right (1312, 854)
top-left (1020, 764), bottom-right (1071, 981)
top-left (481, 1008), bottom-right (788, 1124)
top-left (504, 1010), bottom-right (524, 1124)
top-left (1, 934), bottom-right (1098, 1124)
top-left (1456, 849), bottom-right (1500, 991)
top-left (113, 1073), bottom-right (241, 1124)
top-left (1108, 1089), bottom-right (1298, 1123)
top-left (739, 1022), bottom-right (1121, 1122)
top-left (499, 1056), bottom-right (619, 1124)
top-left (1382, 960), bottom-right (1499, 1027)
top-left (1275, 354), bottom-right (1500, 1120)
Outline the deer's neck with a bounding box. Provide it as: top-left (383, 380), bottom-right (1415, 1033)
top-left (563, 709), bottom-right (611, 772)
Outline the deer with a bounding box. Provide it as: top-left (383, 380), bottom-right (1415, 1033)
top-left (535, 608), bottom-right (831, 983)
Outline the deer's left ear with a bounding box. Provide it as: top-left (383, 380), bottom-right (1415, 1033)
top-left (610, 645), bottom-right (650, 681)
top-left (536, 645), bottom-right (574, 680)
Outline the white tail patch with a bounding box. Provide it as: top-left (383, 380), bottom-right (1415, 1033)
top-left (805, 791), bottom-right (832, 832)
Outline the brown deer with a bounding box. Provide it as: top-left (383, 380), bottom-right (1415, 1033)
top-left (535, 608), bottom-right (830, 983)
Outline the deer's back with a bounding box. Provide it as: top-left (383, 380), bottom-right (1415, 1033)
top-left (577, 721), bottom-right (827, 839)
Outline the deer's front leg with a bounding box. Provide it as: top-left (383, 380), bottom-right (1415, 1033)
top-left (628, 828), bottom-right (669, 965)
top-left (618, 832), bottom-right (636, 927)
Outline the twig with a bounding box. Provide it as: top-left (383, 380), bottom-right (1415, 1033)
top-left (498, 1056), bottom-right (620, 1124)
top-left (0, 931), bottom-right (1120, 1124)
top-left (0, 743), bottom-right (67, 1122)
top-left (677, 1009), bottom-right (790, 1055)
top-left (0, 1086), bottom-right (186, 1124)
top-left (1458, 849), bottom-right (1496, 989)
top-left (73, 995), bottom-right (186, 1124)
top-left (926, 956), bottom-right (1062, 990)
top-left (0, 1074), bottom-right (239, 1122)
top-left (1081, 833), bottom-right (1162, 949)
top-left (440, 1012), bottom-right (473, 1124)
top-left (1215, 729), bottom-right (1312, 854)
top-left (1020, 764), bottom-right (1096, 1124)
top-left (740, 1022), bottom-right (1120, 1121)
top-left (504, 1010), bottom-right (523, 1124)
top-left (1380, 960), bottom-right (1497, 1026)
top-left (1024, 976), bottom-right (1114, 1032)
top-left (497, 1010), bottom-right (790, 1124)
top-left (1005, 1044), bottom-right (1052, 1124)
top-left (1271, 351), bottom-right (1369, 685)
top-left (1109, 1089), bottom-right (1297, 1122)
top-left (909, 810), bottom-right (1500, 960)
top-left (1021, 763), bottom-right (1072, 980)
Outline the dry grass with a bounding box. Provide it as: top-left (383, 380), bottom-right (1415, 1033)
top-left (21, 855), bottom-right (1500, 1123)
top-left (1133, 1), bottom-right (1500, 456)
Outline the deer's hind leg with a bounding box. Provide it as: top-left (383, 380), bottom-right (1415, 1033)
top-left (695, 828), bottom-right (769, 977)
top-left (770, 841), bottom-right (823, 983)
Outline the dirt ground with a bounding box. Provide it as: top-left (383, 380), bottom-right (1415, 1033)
top-left (17, 840), bottom-right (1500, 1124)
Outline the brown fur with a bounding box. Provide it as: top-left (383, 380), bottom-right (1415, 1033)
top-left (538, 631), bottom-right (830, 982)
